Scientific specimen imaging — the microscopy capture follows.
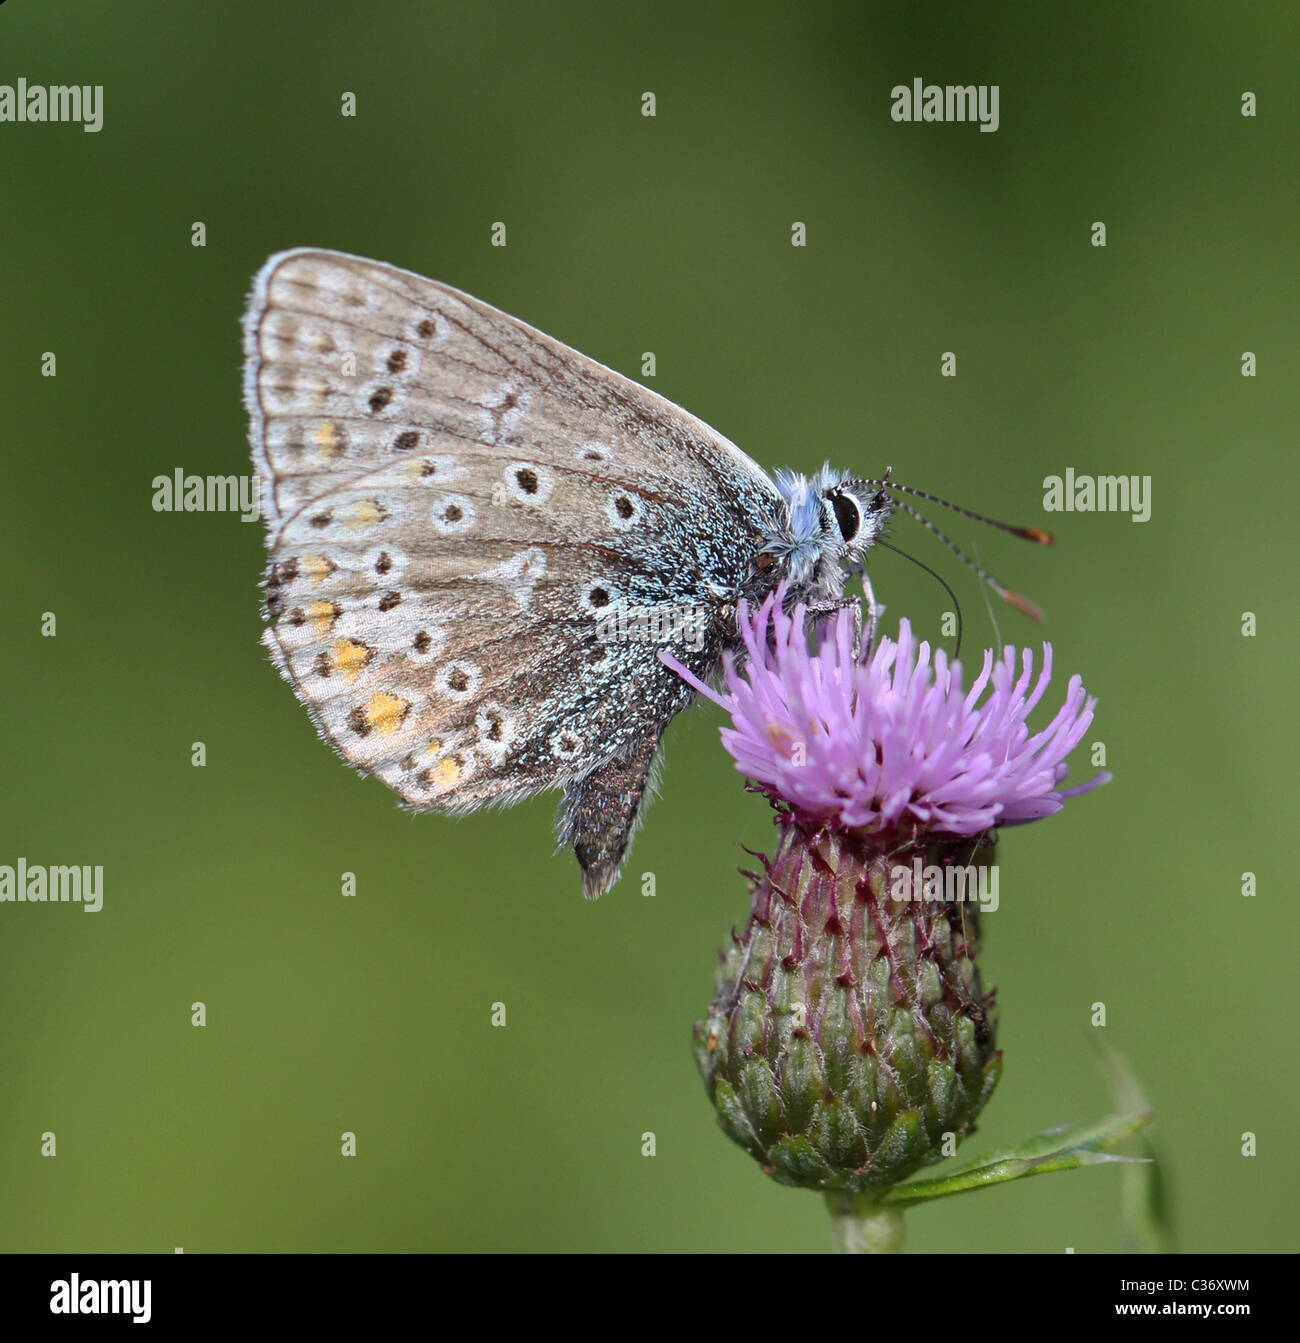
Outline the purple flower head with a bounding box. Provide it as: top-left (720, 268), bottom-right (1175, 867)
top-left (662, 589), bottom-right (1108, 837)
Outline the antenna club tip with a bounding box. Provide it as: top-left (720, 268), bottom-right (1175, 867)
top-left (1022, 526), bottom-right (1055, 546)
top-left (1001, 588), bottom-right (1046, 622)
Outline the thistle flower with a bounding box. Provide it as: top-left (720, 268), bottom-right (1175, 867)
top-left (664, 592), bottom-right (1108, 1247)
top-left (687, 595), bottom-right (1104, 835)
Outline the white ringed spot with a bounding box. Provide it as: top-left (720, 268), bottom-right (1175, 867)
top-left (362, 545), bottom-right (408, 582)
top-left (550, 728), bottom-right (584, 761)
top-left (475, 703), bottom-right (518, 763)
top-left (410, 625), bottom-right (447, 660)
top-left (409, 312), bottom-right (451, 347)
top-left (579, 580), bottom-right (619, 617)
top-left (504, 462), bottom-right (555, 505)
top-left (607, 490), bottom-right (643, 530)
top-left (431, 495), bottom-right (475, 534)
top-left (358, 379), bottom-right (407, 420)
top-left (435, 661), bottom-right (481, 703)
top-left (373, 343), bottom-right (421, 380)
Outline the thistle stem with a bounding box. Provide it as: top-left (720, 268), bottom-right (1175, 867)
top-left (824, 1193), bottom-right (906, 1254)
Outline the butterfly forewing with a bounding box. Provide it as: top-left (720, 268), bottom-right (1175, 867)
top-left (243, 249), bottom-right (781, 817)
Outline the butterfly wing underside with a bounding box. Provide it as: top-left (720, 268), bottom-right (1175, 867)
top-left (243, 249), bottom-right (780, 891)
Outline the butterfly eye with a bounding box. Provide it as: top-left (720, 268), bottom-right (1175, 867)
top-left (830, 491), bottom-right (862, 542)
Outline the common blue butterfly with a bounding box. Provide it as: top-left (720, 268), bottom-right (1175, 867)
top-left (243, 250), bottom-right (1045, 895)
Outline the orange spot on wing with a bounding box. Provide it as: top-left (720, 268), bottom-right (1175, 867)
top-left (332, 638), bottom-right (373, 680)
top-left (306, 600), bottom-right (340, 631)
top-left (365, 691), bottom-right (410, 735)
top-left (300, 554), bottom-right (336, 583)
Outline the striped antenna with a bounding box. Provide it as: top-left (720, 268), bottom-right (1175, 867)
top-left (878, 492), bottom-right (1046, 623)
top-left (862, 474), bottom-right (1055, 547)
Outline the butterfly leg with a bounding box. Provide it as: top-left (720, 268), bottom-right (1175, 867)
top-left (559, 729), bottom-right (664, 899)
top-left (806, 585), bottom-right (881, 658)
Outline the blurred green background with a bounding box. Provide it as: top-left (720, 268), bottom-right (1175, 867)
top-left (3, 0), bottom-right (1295, 1252)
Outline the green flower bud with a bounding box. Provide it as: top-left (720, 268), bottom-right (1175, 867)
top-left (694, 818), bottom-right (1001, 1193)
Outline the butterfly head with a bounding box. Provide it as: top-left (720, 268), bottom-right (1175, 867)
top-left (766, 464), bottom-right (894, 603)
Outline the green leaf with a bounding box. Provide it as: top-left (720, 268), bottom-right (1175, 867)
top-left (1091, 1039), bottom-right (1176, 1252)
top-left (877, 1108), bottom-right (1154, 1207)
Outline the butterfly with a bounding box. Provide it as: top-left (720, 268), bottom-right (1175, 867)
top-left (243, 249), bottom-right (1047, 897)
